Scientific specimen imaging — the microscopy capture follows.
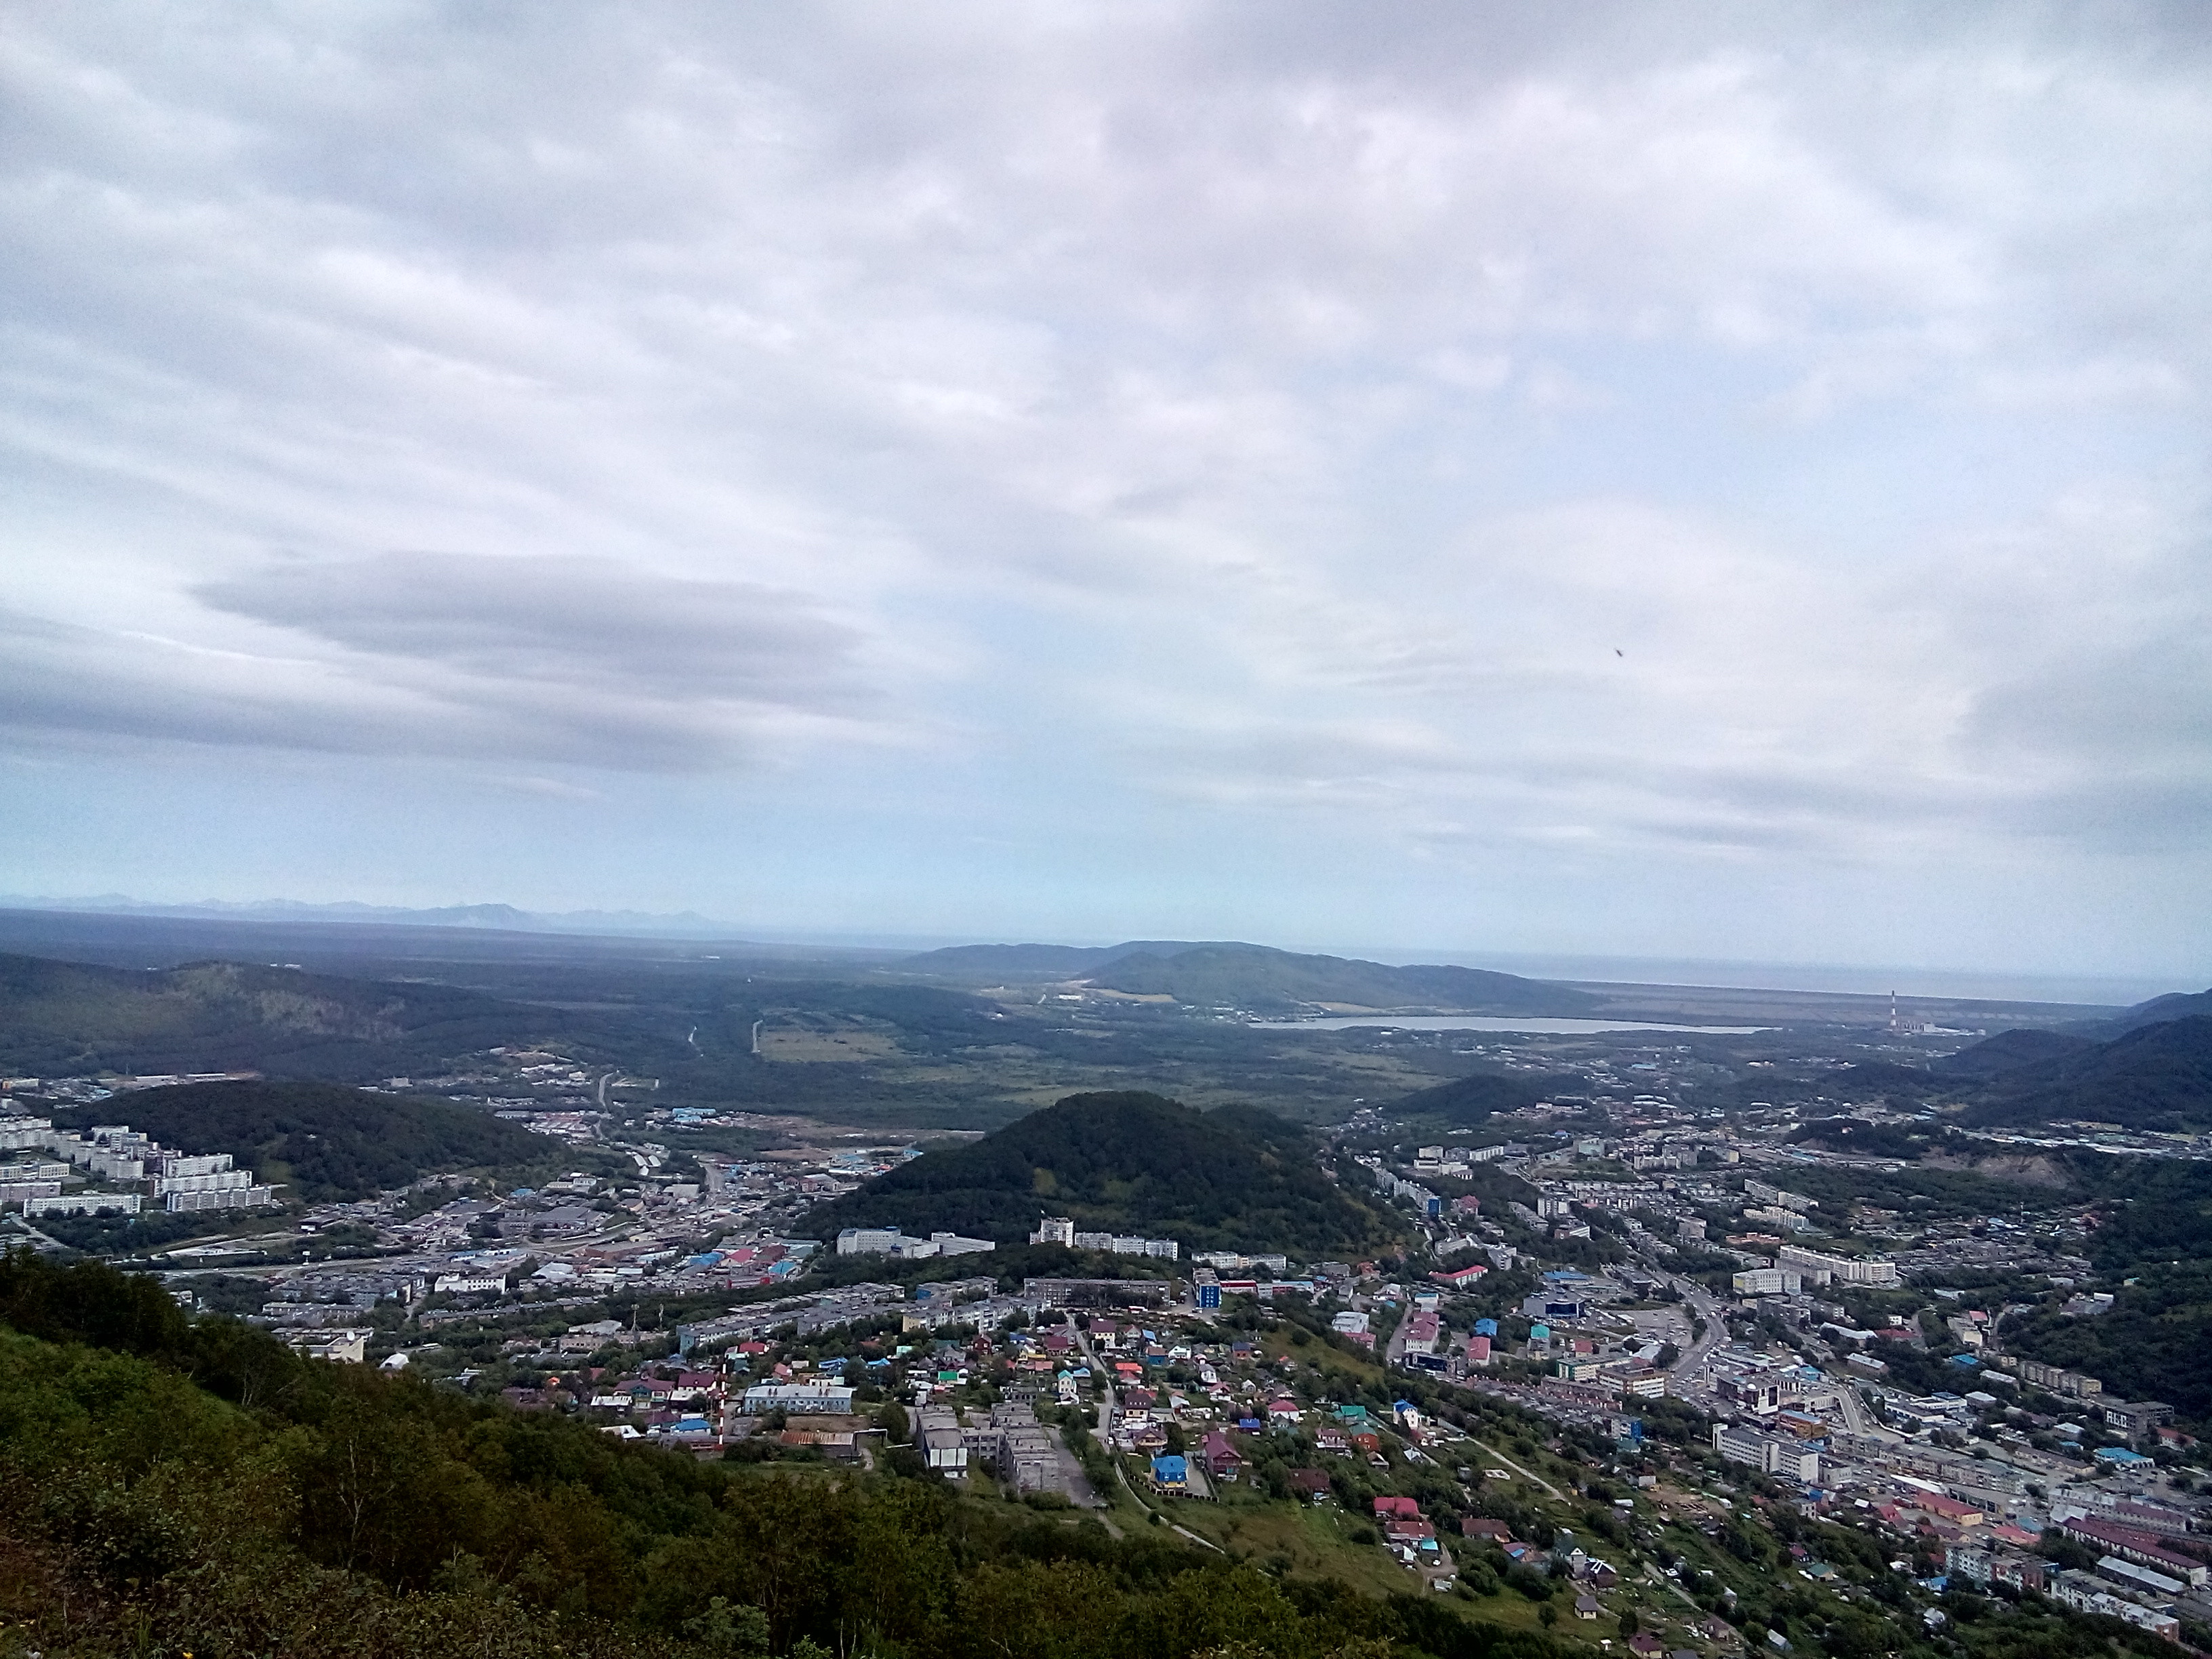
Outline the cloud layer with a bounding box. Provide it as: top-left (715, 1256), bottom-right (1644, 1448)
top-left (2, 3), bottom-right (2207, 970)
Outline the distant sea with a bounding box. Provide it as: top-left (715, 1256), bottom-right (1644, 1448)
top-left (1368, 952), bottom-right (2184, 1009)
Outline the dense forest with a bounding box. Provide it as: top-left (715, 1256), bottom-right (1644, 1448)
top-left (806, 1092), bottom-right (1400, 1256)
top-left (1961, 1014), bottom-right (2212, 1132)
top-left (0, 1250), bottom-right (1559, 1659)
top-left (1999, 1158), bottom-right (2212, 1417)
top-left (1390, 1071), bottom-right (1568, 1128)
top-left (56, 1078), bottom-right (545, 1203)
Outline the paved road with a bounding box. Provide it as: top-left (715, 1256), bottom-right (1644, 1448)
top-left (1665, 1274), bottom-right (1729, 1398)
top-left (1075, 1324), bottom-right (1129, 1460)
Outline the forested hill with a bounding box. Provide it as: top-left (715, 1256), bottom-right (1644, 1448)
top-left (0, 950), bottom-right (622, 1082)
top-left (55, 1078), bottom-right (544, 1203)
top-left (807, 1091), bottom-right (1398, 1257)
top-left (1084, 945), bottom-right (1595, 1015)
top-left (893, 939), bottom-right (1232, 979)
top-left (1391, 1069), bottom-right (1563, 1126)
top-left (2107, 987), bottom-right (2212, 1033)
top-left (1960, 1013), bottom-right (2212, 1133)
top-left (1931, 1027), bottom-right (2094, 1080)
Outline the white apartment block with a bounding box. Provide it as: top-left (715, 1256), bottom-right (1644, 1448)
top-left (1776, 1244), bottom-right (1900, 1288)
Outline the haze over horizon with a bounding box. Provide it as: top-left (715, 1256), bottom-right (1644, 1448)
top-left (5, 5), bottom-right (2208, 983)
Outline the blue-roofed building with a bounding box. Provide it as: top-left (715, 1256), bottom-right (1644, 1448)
top-left (2093, 1446), bottom-right (2153, 1469)
top-left (1151, 1454), bottom-right (1188, 1491)
top-left (1474, 1317), bottom-right (1499, 1337)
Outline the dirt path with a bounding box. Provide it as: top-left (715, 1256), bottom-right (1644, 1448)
top-left (1468, 1439), bottom-right (1564, 1498)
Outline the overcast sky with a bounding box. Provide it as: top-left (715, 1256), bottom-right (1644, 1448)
top-left (3, 3), bottom-right (2208, 982)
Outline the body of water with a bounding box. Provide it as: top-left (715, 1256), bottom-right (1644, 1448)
top-left (1248, 1015), bottom-right (1770, 1036)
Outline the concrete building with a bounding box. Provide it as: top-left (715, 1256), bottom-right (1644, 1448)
top-left (1712, 1422), bottom-right (1820, 1483)
top-left (26, 1191), bottom-right (142, 1216)
top-left (2102, 1399), bottom-right (2174, 1439)
top-left (743, 1381), bottom-right (859, 1416)
top-left (916, 1406), bottom-right (968, 1472)
top-left (1776, 1244), bottom-right (1899, 1288)
top-left (836, 1227), bottom-right (909, 1256)
top-left (165, 1185), bottom-right (274, 1212)
top-left (1732, 1267), bottom-right (1804, 1296)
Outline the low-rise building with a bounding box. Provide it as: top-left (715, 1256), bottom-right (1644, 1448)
top-left (743, 1380), bottom-right (858, 1416)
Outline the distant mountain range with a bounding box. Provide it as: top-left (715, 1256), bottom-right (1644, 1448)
top-left (0, 895), bottom-right (739, 938)
top-left (899, 939), bottom-right (1595, 1015)
top-left (806, 1090), bottom-right (1398, 1257)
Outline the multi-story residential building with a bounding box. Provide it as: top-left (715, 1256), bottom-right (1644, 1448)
top-left (1776, 1244), bottom-right (1900, 1288)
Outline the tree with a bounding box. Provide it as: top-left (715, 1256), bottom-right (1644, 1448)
top-left (683, 1599), bottom-right (773, 1656)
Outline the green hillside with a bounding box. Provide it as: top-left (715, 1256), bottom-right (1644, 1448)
top-left (56, 1078), bottom-right (544, 1202)
top-left (1085, 945), bottom-right (1594, 1015)
top-left (1390, 1070), bottom-right (1561, 1126)
top-left (807, 1090), bottom-right (1399, 1256)
top-left (1999, 1158), bottom-right (2212, 1418)
top-left (1962, 1013), bottom-right (2212, 1132)
top-left (0, 1251), bottom-right (1551, 1659)
top-left (0, 950), bottom-right (630, 1082)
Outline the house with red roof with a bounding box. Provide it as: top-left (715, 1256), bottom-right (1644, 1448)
top-left (1200, 1429), bottom-right (1243, 1482)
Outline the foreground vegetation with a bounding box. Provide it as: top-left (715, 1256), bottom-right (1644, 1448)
top-left (0, 1250), bottom-right (1560, 1659)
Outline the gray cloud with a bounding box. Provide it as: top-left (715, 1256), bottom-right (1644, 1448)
top-left (0, 3), bottom-right (2207, 965)
top-left (0, 552), bottom-right (893, 771)
top-left (196, 552), bottom-right (874, 710)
